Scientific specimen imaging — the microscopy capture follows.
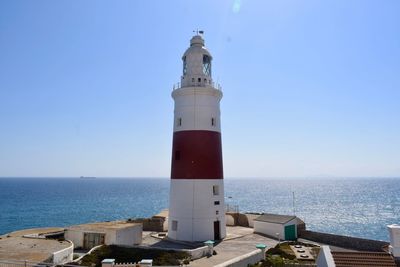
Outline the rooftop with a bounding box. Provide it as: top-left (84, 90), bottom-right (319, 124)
top-left (67, 221), bottom-right (141, 231)
top-left (0, 228), bottom-right (71, 262)
top-left (254, 213), bottom-right (297, 224)
top-left (331, 251), bottom-right (397, 267)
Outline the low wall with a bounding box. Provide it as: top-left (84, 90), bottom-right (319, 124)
top-left (132, 218), bottom-right (164, 232)
top-left (214, 249), bottom-right (263, 267)
top-left (225, 212), bottom-right (261, 228)
top-left (52, 241), bottom-right (74, 264)
top-left (134, 244), bottom-right (209, 260)
top-left (188, 246), bottom-right (210, 259)
top-left (300, 230), bottom-right (388, 252)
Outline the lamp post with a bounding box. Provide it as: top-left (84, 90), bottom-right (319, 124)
top-left (276, 233), bottom-right (280, 245)
top-left (204, 240), bottom-right (215, 256)
top-left (256, 244), bottom-right (267, 261)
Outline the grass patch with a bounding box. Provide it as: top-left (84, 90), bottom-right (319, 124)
top-left (75, 245), bottom-right (190, 266)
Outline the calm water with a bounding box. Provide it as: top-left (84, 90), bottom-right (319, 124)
top-left (0, 177), bottom-right (399, 241)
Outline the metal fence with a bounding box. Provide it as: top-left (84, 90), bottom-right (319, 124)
top-left (225, 204), bottom-right (239, 213)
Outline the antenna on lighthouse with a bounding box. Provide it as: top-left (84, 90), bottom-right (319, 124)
top-left (193, 29), bottom-right (204, 35)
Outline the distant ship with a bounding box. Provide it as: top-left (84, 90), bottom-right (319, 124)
top-left (79, 176), bottom-right (96, 179)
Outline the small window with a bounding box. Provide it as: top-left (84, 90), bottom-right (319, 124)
top-left (177, 118), bottom-right (182, 126)
top-left (216, 210), bottom-right (219, 215)
top-left (204, 78), bottom-right (207, 83)
top-left (213, 185), bottom-right (219, 196)
top-left (172, 220), bottom-right (178, 231)
top-left (214, 201), bottom-right (220, 205)
top-left (198, 78), bottom-right (201, 82)
top-left (192, 78), bottom-right (195, 82)
top-left (211, 118), bottom-right (215, 126)
top-left (175, 150), bottom-right (180, 160)
top-left (183, 56), bottom-right (187, 75)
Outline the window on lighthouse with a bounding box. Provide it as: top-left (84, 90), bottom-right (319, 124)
top-left (203, 55), bottom-right (211, 76)
top-left (213, 185), bottom-right (219, 196)
top-left (183, 56), bottom-right (187, 75)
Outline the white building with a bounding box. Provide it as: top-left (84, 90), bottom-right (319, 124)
top-left (65, 221), bottom-right (142, 249)
top-left (168, 33), bottom-right (226, 242)
top-left (253, 213), bottom-right (298, 241)
top-left (388, 224), bottom-right (400, 258)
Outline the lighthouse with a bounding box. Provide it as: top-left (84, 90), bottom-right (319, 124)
top-left (168, 33), bottom-right (226, 242)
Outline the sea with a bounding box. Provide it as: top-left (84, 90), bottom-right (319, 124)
top-left (0, 177), bottom-right (399, 242)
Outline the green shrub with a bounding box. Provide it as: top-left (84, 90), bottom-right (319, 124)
top-left (78, 245), bottom-right (190, 266)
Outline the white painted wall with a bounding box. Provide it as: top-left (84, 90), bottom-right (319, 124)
top-left (115, 224), bottom-right (142, 246)
top-left (65, 224), bottom-right (142, 249)
top-left (52, 242), bottom-right (74, 264)
top-left (65, 229), bottom-right (84, 248)
top-left (316, 246), bottom-right (335, 267)
top-left (254, 221), bottom-right (284, 240)
top-left (172, 87), bottom-right (222, 133)
top-left (253, 218), bottom-right (297, 240)
top-left (168, 179), bottom-right (226, 241)
top-left (388, 224), bottom-right (400, 257)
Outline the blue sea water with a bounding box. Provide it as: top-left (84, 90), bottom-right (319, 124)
top-left (0, 177), bottom-right (399, 241)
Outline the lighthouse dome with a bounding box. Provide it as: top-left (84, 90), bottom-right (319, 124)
top-left (181, 34), bottom-right (213, 87)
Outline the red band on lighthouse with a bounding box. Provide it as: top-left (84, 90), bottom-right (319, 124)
top-left (171, 130), bottom-right (223, 179)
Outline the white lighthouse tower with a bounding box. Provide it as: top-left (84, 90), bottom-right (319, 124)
top-left (168, 33), bottom-right (226, 242)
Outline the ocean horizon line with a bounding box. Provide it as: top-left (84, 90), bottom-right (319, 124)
top-left (0, 176), bottom-right (399, 179)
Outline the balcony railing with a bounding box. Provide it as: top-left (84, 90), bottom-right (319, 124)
top-left (172, 81), bottom-right (222, 91)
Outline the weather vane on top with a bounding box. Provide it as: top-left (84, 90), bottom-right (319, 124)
top-left (193, 29), bottom-right (204, 35)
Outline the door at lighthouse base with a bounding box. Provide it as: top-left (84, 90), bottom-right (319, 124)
top-left (214, 221), bottom-right (221, 240)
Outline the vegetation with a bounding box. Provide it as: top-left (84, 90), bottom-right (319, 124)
top-left (74, 245), bottom-right (190, 266)
top-left (249, 241), bottom-right (318, 267)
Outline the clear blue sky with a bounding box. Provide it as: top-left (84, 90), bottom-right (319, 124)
top-left (1, 0), bottom-right (399, 178)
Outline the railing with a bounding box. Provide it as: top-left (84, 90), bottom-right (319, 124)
top-left (172, 81), bottom-right (222, 91)
top-left (226, 204), bottom-right (239, 213)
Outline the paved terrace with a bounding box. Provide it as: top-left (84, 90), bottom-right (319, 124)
top-left (189, 227), bottom-right (278, 267)
top-left (142, 226), bottom-right (278, 267)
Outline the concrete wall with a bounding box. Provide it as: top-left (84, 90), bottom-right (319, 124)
top-left (226, 214), bottom-right (235, 226)
top-left (243, 213), bottom-right (261, 228)
top-left (115, 224), bottom-right (142, 246)
top-left (134, 244), bottom-right (209, 260)
top-left (105, 229), bottom-right (116, 245)
top-left (132, 218), bottom-right (164, 232)
top-left (300, 230), bottom-right (388, 252)
top-left (224, 213), bottom-right (261, 227)
top-left (214, 249), bottom-right (263, 267)
top-left (52, 241), bottom-right (74, 264)
top-left (65, 229), bottom-right (84, 248)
